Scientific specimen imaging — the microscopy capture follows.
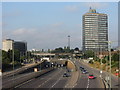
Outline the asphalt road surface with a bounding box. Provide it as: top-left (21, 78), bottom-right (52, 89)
top-left (2, 59), bottom-right (119, 89)
top-left (14, 67), bottom-right (70, 89)
top-left (74, 59), bottom-right (119, 89)
top-left (74, 59), bottom-right (105, 88)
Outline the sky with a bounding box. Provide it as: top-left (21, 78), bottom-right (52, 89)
top-left (2, 2), bottom-right (118, 50)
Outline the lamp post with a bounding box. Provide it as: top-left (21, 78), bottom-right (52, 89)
top-left (92, 40), bottom-right (119, 89)
top-left (91, 40), bottom-right (103, 77)
top-left (108, 41), bottom-right (112, 89)
top-left (99, 44), bottom-right (103, 78)
top-left (12, 41), bottom-right (15, 85)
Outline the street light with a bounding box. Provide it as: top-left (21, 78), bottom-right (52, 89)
top-left (108, 41), bottom-right (112, 89)
top-left (12, 41), bottom-right (15, 86)
top-left (106, 41), bottom-right (120, 89)
top-left (91, 40), bottom-right (111, 88)
top-left (91, 40), bottom-right (106, 78)
top-left (91, 40), bottom-right (120, 89)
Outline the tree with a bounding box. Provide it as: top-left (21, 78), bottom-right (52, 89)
top-left (47, 49), bottom-right (51, 53)
top-left (83, 50), bottom-right (94, 58)
top-left (7, 49), bottom-right (12, 62)
top-left (14, 49), bottom-right (20, 62)
top-left (112, 53), bottom-right (119, 61)
top-left (51, 47), bottom-right (64, 53)
top-left (74, 47), bottom-right (79, 51)
top-left (64, 47), bottom-right (70, 53)
top-left (2, 50), bottom-right (11, 64)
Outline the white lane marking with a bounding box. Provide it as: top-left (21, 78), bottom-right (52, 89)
top-left (51, 75), bottom-right (62, 88)
top-left (14, 78), bottom-right (35, 88)
top-left (40, 78), bottom-right (45, 79)
top-left (86, 78), bottom-right (89, 89)
top-left (65, 84), bottom-right (68, 88)
top-left (37, 68), bottom-right (63, 88)
top-left (3, 73), bottom-right (33, 83)
top-left (38, 77), bottom-right (51, 87)
top-left (73, 83), bottom-right (77, 88)
top-left (50, 71), bottom-right (67, 89)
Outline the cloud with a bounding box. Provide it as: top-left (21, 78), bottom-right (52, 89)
top-left (12, 28), bottom-right (36, 35)
top-left (65, 5), bottom-right (79, 12)
top-left (3, 22), bottom-right (83, 50)
top-left (51, 22), bottom-right (64, 27)
top-left (85, 2), bottom-right (108, 9)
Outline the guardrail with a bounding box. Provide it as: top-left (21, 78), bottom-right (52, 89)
top-left (101, 77), bottom-right (109, 89)
top-left (2, 62), bottom-right (42, 78)
top-left (2, 68), bottom-right (54, 89)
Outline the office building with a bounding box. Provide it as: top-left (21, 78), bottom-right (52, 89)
top-left (14, 41), bottom-right (27, 55)
top-left (2, 39), bottom-right (27, 55)
top-left (82, 8), bottom-right (108, 52)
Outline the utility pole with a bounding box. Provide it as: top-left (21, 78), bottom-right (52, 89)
top-left (100, 45), bottom-right (103, 78)
top-left (12, 41), bottom-right (15, 86)
top-left (108, 41), bottom-right (112, 89)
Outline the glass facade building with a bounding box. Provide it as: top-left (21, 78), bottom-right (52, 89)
top-left (82, 8), bottom-right (108, 52)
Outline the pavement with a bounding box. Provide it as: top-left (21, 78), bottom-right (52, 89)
top-left (2, 68), bottom-right (54, 88)
top-left (13, 67), bottom-right (69, 89)
top-left (80, 59), bottom-right (119, 88)
top-left (65, 70), bottom-right (79, 88)
top-left (73, 59), bottom-right (105, 89)
top-left (3, 58), bottom-right (118, 89)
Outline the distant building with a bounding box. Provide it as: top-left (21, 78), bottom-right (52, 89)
top-left (82, 8), bottom-right (108, 52)
top-left (14, 41), bottom-right (27, 55)
top-left (2, 39), bottom-right (14, 51)
top-left (2, 39), bottom-right (27, 55)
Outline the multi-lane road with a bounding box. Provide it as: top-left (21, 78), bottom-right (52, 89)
top-left (2, 59), bottom-right (119, 89)
top-left (74, 59), bottom-right (119, 89)
top-left (73, 59), bottom-right (104, 88)
top-left (13, 67), bottom-right (69, 89)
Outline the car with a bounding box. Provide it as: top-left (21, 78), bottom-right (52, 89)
top-left (80, 66), bottom-right (83, 69)
top-left (84, 70), bottom-right (88, 73)
top-left (63, 73), bottom-right (71, 77)
top-left (82, 70), bottom-right (87, 74)
top-left (88, 74), bottom-right (95, 79)
top-left (80, 67), bottom-right (84, 71)
top-left (67, 69), bottom-right (72, 72)
top-left (80, 67), bottom-right (84, 69)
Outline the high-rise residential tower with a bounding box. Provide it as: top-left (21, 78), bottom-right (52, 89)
top-left (82, 8), bottom-right (108, 52)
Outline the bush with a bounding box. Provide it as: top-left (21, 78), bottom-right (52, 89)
top-left (102, 59), bottom-right (106, 64)
top-left (89, 60), bottom-right (94, 64)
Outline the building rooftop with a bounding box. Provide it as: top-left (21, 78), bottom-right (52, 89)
top-left (3, 39), bottom-right (14, 42)
top-left (83, 7), bottom-right (107, 16)
top-left (89, 7), bottom-right (96, 13)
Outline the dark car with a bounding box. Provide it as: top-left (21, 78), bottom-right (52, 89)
top-left (82, 70), bottom-right (86, 74)
top-left (82, 70), bottom-right (88, 74)
top-left (67, 69), bottom-right (72, 72)
top-left (84, 70), bottom-right (88, 73)
top-left (80, 67), bottom-right (84, 69)
top-left (80, 67), bottom-right (84, 71)
top-left (63, 73), bottom-right (71, 77)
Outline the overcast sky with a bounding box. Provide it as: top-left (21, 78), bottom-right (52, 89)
top-left (2, 2), bottom-right (118, 50)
